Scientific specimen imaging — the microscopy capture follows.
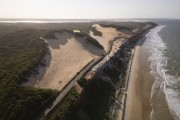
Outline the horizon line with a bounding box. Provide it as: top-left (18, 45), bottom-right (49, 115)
top-left (0, 17), bottom-right (180, 20)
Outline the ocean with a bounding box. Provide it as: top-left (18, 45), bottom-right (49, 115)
top-left (143, 19), bottom-right (180, 120)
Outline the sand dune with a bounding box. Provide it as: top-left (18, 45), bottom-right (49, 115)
top-left (89, 24), bottom-right (122, 52)
top-left (23, 32), bottom-right (105, 90)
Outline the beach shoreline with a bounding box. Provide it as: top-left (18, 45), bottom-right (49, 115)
top-left (124, 38), bottom-right (154, 120)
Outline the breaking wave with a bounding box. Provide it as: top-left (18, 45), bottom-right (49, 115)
top-left (143, 26), bottom-right (180, 120)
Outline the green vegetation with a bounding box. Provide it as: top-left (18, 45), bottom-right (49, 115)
top-left (109, 22), bottom-right (157, 32)
top-left (0, 28), bottom-right (58, 120)
top-left (43, 86), bottom-right (79, 120)
top-left (77, 78), bottom-right (88, 87)
top-left (43, 29), bottom-right (104, 50)
top-left (0, 29), bottom-right (48, 84)
top-left (0, 22), bottom-right (157, 120)
top-left (80, 78), bottom-right (115, 120)
top-left (0, 22), bottom-right (101, 120)
top-left (43, 31), bottom-right (57, 39)
top-left (100, 24), bottom-right (132, 33)
top-left (0, 85), bottom-right (57, 120)
top-left (85, 34), bottom-right (104, 49)
top-left (0, 22), bottom-right (94, 33)
top-left (74, 32), bottom-right (86, 37)
top-left (99, 22), bottom-right (157, 35)
top-left (43, 29), bottom-right (73, 39)
top-left (71, 31), bottom-right (104, 50)
top-left (90, 27), bottom-right (102, 36)
top-left (44, 22), bottom-right (157, 120)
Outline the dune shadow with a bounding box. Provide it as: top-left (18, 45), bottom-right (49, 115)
top-left (76, 37), bottom-right (106, 56)
top-left (45, 32), bottom-right (73, 49)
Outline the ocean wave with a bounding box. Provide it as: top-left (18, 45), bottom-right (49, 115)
top-left (144, 26), bottom-right (180, 120)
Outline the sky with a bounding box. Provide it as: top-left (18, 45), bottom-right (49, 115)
top-left (0, 0), bottom-right (180, 19)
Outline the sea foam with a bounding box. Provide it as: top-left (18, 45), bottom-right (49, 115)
top-left (143, 26), bottom-right (180, 120)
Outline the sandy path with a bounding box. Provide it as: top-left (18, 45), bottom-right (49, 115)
top-left (124, 44), bottom-right (154, 120)
top-left (23, 32), bottom-right (104, 90)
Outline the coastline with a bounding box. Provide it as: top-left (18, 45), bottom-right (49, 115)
top-left (36, 24), bottom-right (158, 120)
top-left (124, 38), bottom-right (154, 120)
top-left (0, 22), bottom-right (158, 120)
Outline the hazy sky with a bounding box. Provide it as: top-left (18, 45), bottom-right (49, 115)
top-left (0, 0), bottom-right (180, 19)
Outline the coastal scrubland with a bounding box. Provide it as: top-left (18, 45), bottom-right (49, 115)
top-left (0, 28), bottom-right (58, 120)
top-left (0, 22), bottom-right (105, 120)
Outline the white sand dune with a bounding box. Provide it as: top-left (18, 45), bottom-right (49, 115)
top-left (89, 24), bottom-right (123, 52)
top-left (23, 32), bottom-right (105, 90)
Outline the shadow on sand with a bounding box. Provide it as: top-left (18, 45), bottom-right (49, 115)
top-left (45, 32), bottom-right (73, 49)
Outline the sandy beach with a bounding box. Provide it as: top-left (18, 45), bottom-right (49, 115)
top-left (124, 41), bottom-right (154, 120)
